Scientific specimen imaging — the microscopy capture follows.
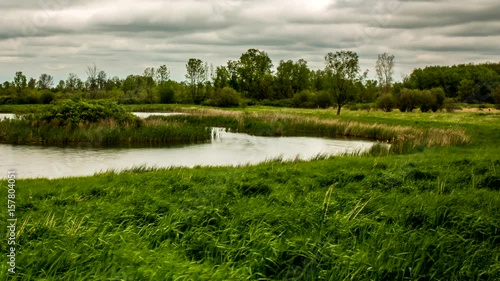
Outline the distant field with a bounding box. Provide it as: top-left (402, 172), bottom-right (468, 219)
top-left (1, 105), bottom-right (499, 280)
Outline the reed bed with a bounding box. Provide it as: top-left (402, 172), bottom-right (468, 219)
top-left (0, 117), bottom-right (211, 146)
top-left (163, 109), bottom-right (470, 154)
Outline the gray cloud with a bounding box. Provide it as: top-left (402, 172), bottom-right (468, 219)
top-left (0, 0), bottom-right (499, 83)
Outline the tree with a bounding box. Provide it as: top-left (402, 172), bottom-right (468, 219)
top-left (324, 50), bottom-right (361, 115)
top-left (156, 65), bottom-right (170, 85)
top-left (86, 64), bottom-right (99, 98)
top-left (66, 73), bottom-right (80, 92)
top-left (237, 49), bottom-right (273, 100)
top-left (458, 79), bottom-right (476, 102)
top-left (375, 53), bottom-right (395, 94)
top-left (214, 66), bottom-right (230, 89)
top-left (13, 71), bottom-right (27, 93)
top-left (185, 58), bottom-right (206, 104)
top-left (38, 73), bottom-right (54, 90)
top-left (97, 70), bottom-right (107, 90)
top-left (143, 67), bottom-right (156, 103)
top-left (28, 78), bottom-right (37, 89)
top-left (492, 85), bottom-right (500, 109)
top-left (275, 60), bottom-right (295, 99)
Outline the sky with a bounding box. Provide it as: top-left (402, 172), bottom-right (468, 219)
top-left (1, 0), bottom-right (499, 84)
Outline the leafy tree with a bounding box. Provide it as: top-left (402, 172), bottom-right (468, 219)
top-left (457, 79), bottom-right (476, 102)
top-left (275, 59), bottom-right (311, 99)
top-left (214, 66), bottom-right (230, 89)
top-left (237, 49), bottom-right (273, 100)
top-left (185, 58), bottom-right (207, 104)
top-left (143, 67), bottom-right (156, 103)
top-left (375, 52), bottom-right (395, 93)
top-left (66, 73), bottom-right (80, 92)
top-left (324, 50), bottom-right (360, 115)
top-left (13, 71), bottom-right (27, 93)
top-left (122, 75), bottom-right (141, 96)
top-left (38, 73), bottom-right (54, 90)
top-left (97, 70), bottom-right (107, 91)
top-left (156, 65), bottom-right (170, 85)
top-left (275, 60), bottom-right (295, 99)
top-left (28, 78), bottom-right (37, 89)
top-left (492, 85), bottom-right (500, 109)
top-left (227, 60), bottom-right (241, 91)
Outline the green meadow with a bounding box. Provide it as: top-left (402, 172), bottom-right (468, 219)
top-left (1, 104), bottom-right (499, 280)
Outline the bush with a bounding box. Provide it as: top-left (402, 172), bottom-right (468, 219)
top-left (40, 91), bottom-right (55, 104)
top-left (292, 90), bottom-right (316, 108)
top-left (430, 88), bottom-right (446, 112)
top-left (207, 87), bottom-right (240, 107)
top-left (415, 90), bottom-right (436, 113)
top-left (443, 98), bottom-right (459, 113)
top-left (37, 99), bottom-right (140, 126)
top-left (492, 86), bottom-right (500, 109)
top-left (396, 89), bottom-right (418, 112)
top-left (376, 94), bottom-right (396, 112)
top-left (358, 103), bottom-right (372, 112)
top-left (314, 91), bottom-right (332, 108)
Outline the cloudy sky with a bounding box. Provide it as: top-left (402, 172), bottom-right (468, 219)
top-left (1, 0), bottom-right (499, 84)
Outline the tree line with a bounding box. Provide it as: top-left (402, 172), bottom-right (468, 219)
top-left (1, 48), bottom-right (499, 114)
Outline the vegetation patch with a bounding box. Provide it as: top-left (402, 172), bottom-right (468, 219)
top-left (0, 99), bottom-right (211, 146)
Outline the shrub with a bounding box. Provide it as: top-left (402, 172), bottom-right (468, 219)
top-left (39, 91), bottom-right (55, 104)
top-left (396, 89), bottom-right (418, 112)
top-left (430, 87), bottom-right (446, 112)
top-left (443, 98), bottom-right (458, 113)
top-left (37, 99), bottom-right (140, 126)
top-left (293, 90), bottom-right (316, 108)
top-left (491, 85), bottom-right (500, 109)
top-left (376, 94), bottom-right (396, 112)
top-left (415, 90), bottom-right (436, 113)
top-left (207, 87), bottom-right (240, 107)
top-left (314, 91), bottom-right (332, 108)
top-left (358, 103), bottom-right (372, 112)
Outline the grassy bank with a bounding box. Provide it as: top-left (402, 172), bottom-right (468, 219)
top-left (1, 153), bottom-right (499, 280)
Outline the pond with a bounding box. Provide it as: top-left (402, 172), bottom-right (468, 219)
top-left (0, 128), bottom-right (374, 179)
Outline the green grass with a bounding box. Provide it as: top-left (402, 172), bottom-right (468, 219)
top-left (1, 105), bottom-right (499, 280)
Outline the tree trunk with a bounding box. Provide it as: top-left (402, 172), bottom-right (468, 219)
top-left (336, 105), bottom-right (342, 115)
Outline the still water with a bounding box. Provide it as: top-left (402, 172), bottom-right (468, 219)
top-left (0, 112), bottom-right (374, 179)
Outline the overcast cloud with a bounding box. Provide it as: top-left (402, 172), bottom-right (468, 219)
top-left (1, 0), bottom-right (499, 83)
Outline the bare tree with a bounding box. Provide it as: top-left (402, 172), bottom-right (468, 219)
top-left (375, 53), bottom-right (395, 94)
top-left (86, 64), bottom-right (99, 98)
top-left (143, 67), bottom-right (156, 103)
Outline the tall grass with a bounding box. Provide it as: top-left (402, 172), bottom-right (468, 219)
top-left (3, 154), bottom-right (499, 280)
